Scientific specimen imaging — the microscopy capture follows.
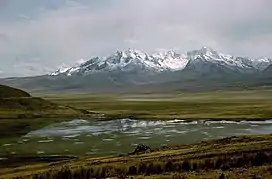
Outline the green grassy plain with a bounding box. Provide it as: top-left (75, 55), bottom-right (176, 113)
top-left (1, 134), bottom-right (272, 178)
top-left (42, 89), bottom-right (272, 120)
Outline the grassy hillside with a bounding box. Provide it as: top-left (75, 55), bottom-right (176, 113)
top-left (0, 84), bottom-right (30, 98)
top-left (0, 84), bottom-right (94, 139)
top-left (0, 84), bottom-right (92, 119)
top-left (1, 134), bottom-right (272, 178)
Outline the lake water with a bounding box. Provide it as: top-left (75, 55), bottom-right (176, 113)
top-left (2, 119), bottom-right (272, 156)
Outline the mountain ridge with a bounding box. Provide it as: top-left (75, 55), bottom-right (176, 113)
top-left (50, 47), bottom-right (272, 77)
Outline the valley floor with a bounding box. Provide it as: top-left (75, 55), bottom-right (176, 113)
top-left (42, 89), bottom-right (272, 120)
top-left (0, 89), bottom-right (272, 178)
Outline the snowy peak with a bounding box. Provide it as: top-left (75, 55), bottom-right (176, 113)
top-left (252, 57), bottom-right (272, 71)
top-left (119, 48), bottom-right (147, 59)
top-left (152, 50), bottom-right (188, 71)
top-left (51, 49), bottom-right (189, 76)
top-left (106, 49), bottom-right (148, 67)
top-left (186, 47), bottom-right (272, 72)
top-left (187, 47), bottom-right (220, 58)
top-left (51, 47), bottom-right (272, 76)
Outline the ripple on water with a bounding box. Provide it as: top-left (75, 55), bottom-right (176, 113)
top-left (241, 120), bottom-right (272, 125)
top-left (167, 119), bottom-right (186, 123)
top-left (63, 134), bottom-right (80, 138)
top-left (138, 136), bottom-right (151, 140)
top-left (38, 139), bottom-right (54, 143)
top-left (74, 142), bottom-right (84, 145)
top-left (102, 138), bottom-right (114, 141)
top-left (123, 129), bottom-right (142, 135)
top-left (167, 129), bottom-right (188, 134)
top-left (205, 120), bottom-right (240, 125)
top-left (3, 144), bottom-right (12, 147)
top-left (188, 128), bottom-right (200, 133)
top-left (37, 151), bottom-right (45, 155)
top-left (85, 152), bottom-right (94, 155)
top-left (212, 126), bottom-right (225, 129)
top-left (239, 128), bottom-right (253, 132)
top-left (63, 119), bottom-right (89, 126)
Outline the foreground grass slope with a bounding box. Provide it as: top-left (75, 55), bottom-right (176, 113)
top-left (0, 84), bottom-right (31, 98)
top-left (0, 84), bottom-right (91, 119)
top-left (1, 134), bottom-right (272, 178)
top-left (0, 84), bottom-right (92, 139)
top-left (43, 89), bottom-right (272, 120)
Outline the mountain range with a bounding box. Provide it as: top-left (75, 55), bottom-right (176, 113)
top-left (1, 47), bottom-right (272, 93)
top-left (51, 47), bottom-right (271, 76)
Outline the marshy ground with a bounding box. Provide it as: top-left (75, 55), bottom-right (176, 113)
top-left (1, 134), bottom-right (272, 178)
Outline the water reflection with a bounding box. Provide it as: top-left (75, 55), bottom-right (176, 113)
top-left (4, 118), bottom-right (272, 156)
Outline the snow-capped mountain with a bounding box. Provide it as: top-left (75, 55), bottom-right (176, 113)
top-left (51, 49), bottom-right (188, 76)
top-left (51, 47), bottom-right (272, 76)
top-left (264, 64), bottom-right (272, 75)
top-left (187, 47), bottom-right (271, 73)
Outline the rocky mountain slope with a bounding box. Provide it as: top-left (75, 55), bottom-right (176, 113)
top-left (51, 47), bottom-right (271, 76)
top-left (264, 64), bottom-right (272, 75)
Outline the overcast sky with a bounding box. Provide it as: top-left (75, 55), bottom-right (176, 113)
top-left (0, 0), bottom-right (272, 77)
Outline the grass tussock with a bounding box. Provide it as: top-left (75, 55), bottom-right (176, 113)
top-left (21, 150), bottom-right (272, 179)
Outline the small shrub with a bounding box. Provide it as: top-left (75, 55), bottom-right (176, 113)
top-left (128, 165), bottom-right (137, 175)
top-left (165, 160), bottom-right (174, 172)
top-left (132, 144), bottom-right (152, 155)
top-left (219, 173), bottom-right (227, 179)
top-left (182, 160), bottom-right (191, 171)
top-left (137, 162), bottom-right (147, 174)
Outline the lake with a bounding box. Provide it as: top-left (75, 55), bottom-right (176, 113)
top-left (2, 119), bottom-right (272, 156)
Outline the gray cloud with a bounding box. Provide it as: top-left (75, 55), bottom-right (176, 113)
top-left (0, 0), bottom-right (272, 77)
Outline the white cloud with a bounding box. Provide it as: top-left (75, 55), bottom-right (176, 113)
top-left (0, 0), bottom-right (272, 77)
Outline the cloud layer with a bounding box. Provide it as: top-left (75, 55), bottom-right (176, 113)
top-left (0, 0), bottom-right (272, 77)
